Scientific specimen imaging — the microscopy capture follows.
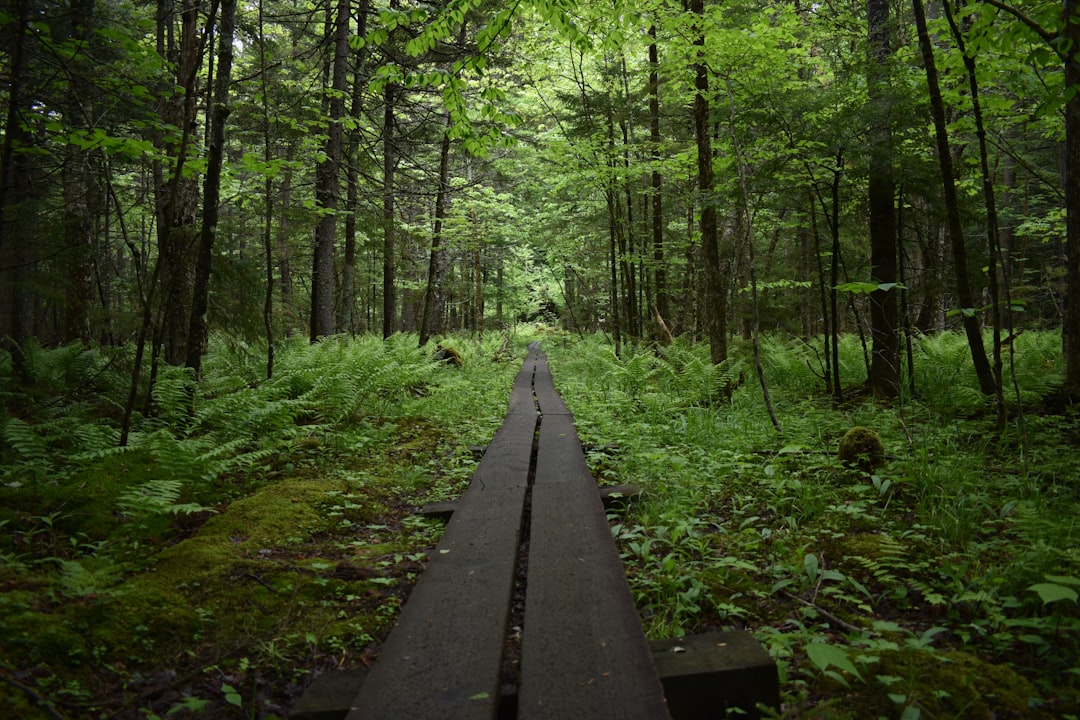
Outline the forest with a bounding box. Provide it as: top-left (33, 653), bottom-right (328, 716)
top-left (1, 0), bottom-right (1078, 716)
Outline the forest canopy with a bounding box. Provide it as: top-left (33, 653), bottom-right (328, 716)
top-left (0, 0), bottom-right (1075, 400)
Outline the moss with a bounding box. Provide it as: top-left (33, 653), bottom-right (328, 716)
top-left (828, 532), bottom-right (906, 564)
top-left (837, 426), bottom-right (886, 473)
top-left (848, 648), bottom-right (1051, 719)
top-left (82, 477), bottom-right (354, 661)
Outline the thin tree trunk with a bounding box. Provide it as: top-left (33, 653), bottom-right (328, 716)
top-left (725, 78), bottom-right (780, 430)
top-left (913, 0), bottom-right (996, 395)
top-left (691, 0), bottom-right (726, 363)
top-left (944, 1), bottom-right (1005, 420)
top-left (867, 0), bottom-right (901, 398)
top-left (341, 0), bottom-right (367, 336)
top-left (382, 83), bottom-right (397, 338)
top-left (420, 115), bottom-right (452, 347)
top-left (1063, 0), bottom-right (1080, 395)
top-left (311, 0), bottom-right (349, 341)
top-left (258, 0), bottom-right (274, 379)
top-left (829, 155), bottom-right (842, 399)
top-left (187, 0), bottom-right (236, 377)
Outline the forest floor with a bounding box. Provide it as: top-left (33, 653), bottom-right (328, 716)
top-left (1, 329), bottom-right (1078, 719)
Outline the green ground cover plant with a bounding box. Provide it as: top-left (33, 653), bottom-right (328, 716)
top-left (2, 328), bottom-right (1076, 719)
top-left (0, 332), bottom-right (524, 719)
top-left (544, 331), bottom-right (1079, 719)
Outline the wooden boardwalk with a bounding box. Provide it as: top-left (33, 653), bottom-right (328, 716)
top-left (343, 343), bottom-right (670, 719)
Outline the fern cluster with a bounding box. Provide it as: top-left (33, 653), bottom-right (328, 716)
top-left (0, 333), bottom-right (444, 564)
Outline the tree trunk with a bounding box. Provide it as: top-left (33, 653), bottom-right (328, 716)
top-left (691, 0), bottom-right (726, 364)
top-left (157, 0), bottom-right (204, 366)
top-left (912, 0), bottom-right (996, 395)
top-left (187, 0), bottom-right (237, 377)
top-left (420, 115), bottom-right (452, 347)
top-left (340, 0), bottom-right (368, 336)
top-left (258, 0), bottom-right (275, 379)
top-left (60, 0), bottom-right (99, 345)
top-left (310, 0), bottom-right (350, 341)
top-left (650, 31), bottom-right (669, 333)
top-left (866, 0), bottom-right (901, 398)
top-left (944, 1), bottom-right (1006, 418)
top-left (1063, 0), bottom-right (1080, 395)
top-left (382, 84), bottom-right (398, 338)
top-left (0, 0), bottom-right (33, 379)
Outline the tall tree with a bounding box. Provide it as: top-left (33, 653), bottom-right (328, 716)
top-left (311, 0), bottom-right (351, 341)
top-left (0, 0), bottom-right (33, 379)
top-left (912, 0), bottom-right (996, 395)
top-left (690, 0), bottom-right (727, 364)
top-left (156, 0), bottom-right (205, 365)
top-left (382, 83), bottom-right (398, 338)
top-left (866, 0), bottom-right (901, 397)
top-left (648, 24), bottom-right (669, 337)
top-left (1063, 0), bottom-right (1080, 395)
top-left (186, 0), bottom-right (237, 377)
top-left (420, 114), bottom-right (453, 347)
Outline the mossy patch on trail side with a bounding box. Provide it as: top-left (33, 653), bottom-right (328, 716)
top-left (825, 648), bottom-right (1052, 719)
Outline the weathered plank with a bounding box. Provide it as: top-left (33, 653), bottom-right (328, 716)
top-left (650, 632), bottom-right (779, 719)
top-left (531, 352), bottom-right (571, 416)
top-left (344, 351), bottom-right (539, 720)
top-left (518, 356), bottom-right (670, 720)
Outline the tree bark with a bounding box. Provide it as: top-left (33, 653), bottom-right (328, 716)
top-left (649, 29), bottom-right (668, 334)
top-left (310, 0), bottom-right (350, 341)
top-left (187, 0), bottom-right (237, 376)
top-left (157, 0), bottom-right (204, 365)
top-left (1063, 0), bottom-right (1080, 395)
top-left (690, 0), bottom-right (726, 364)
top-left (382, 84), bottom-right (398, 338)
top-left (912, 0), bottom-right (996, 395)
top-left (866, 0), bottom-right (901, 397)
top-left (420, 115), bottom-right (452, 347)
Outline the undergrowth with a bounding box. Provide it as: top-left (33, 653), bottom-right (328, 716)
top-left (0, 331), bottom-right (524, 719)
top-left (2, 328), bottom-right (1076, 719)
top-left (546, 331), bottom-right (1079, 719)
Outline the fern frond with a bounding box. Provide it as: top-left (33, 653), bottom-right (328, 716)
top-left (3, 418), bottom-right (48, 464)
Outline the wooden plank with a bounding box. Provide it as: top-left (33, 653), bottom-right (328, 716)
top-left (519, 409), bottom-right (670, 719)
top-left (345, 352), bottom-right (539, 720)
top-left (650, 633), bottom-right (779, 719)
top-left (345, 486), bottom-right (526, 720)
top-left (506, 347), bottom-right (539, 416)
top-left (532, 352), bottom-right (571, 416)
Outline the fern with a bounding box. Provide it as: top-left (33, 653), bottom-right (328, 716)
top-left (57, 558), bottom-right (122, 598)
top-left (3, 417), bottom-right (48, 465)
top-left (118, 478), bottom-right (215, 520)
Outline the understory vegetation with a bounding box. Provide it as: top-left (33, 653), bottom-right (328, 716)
top-left (1, 329), bottom-right (1078, 718)
top-left (546, 330), bottom-right (1079, 718)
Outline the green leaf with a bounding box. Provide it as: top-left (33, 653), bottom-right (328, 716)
top-left (834, 281), bottom-right (879, 294)
top-left (1028, 582), bottom-right (1079, 605)
top-left (468, 691), bottom-right (490, 700)
top-left (805, 642), bottom-right (863, 680)
top-left (221, 684), bottom-right (243, 707)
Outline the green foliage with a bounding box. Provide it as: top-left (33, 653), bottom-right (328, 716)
top-left (545, 331), bottom-right (1077, 717)
top-left (0, 332), bottom-right (526, 718)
